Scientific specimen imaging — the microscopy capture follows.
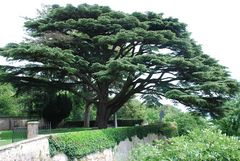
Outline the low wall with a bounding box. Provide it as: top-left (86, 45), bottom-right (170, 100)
top-left (0, 117), bottom-right (46, 130)
top-left (0, 135), bottom-right (50, 161)
top-left (52, 133), bottom-right (161, 161)
top-left (0, 133), bottom-right (161, 161)
top-left (0, 118), bottom-right (28, 130)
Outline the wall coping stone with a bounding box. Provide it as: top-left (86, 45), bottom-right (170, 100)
top-left (0, 134), bottom-right (50, 151)
top-left (27, 121), bottom-right (40, 124)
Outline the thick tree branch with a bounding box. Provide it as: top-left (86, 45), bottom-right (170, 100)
top-left (75, 72), bottom-right (99, 93)
top-left (108, 75), bottom-right (133, 106)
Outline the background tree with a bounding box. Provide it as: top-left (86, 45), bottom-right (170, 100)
top-left (0, 4), bottom-right (238, 128)
top-left (0, 83), bottom-right (24, 116)
top-left (118, 99), bottom-right (146, 120)
top-left (67, 93), bottom-right (96, 127)
top-left (67, 97), bottom-right (85, 121)
top-left (19, 89), bottom-right (50, 117)
top-left (118, 99), bottom-right (160, 123)
top-left (42, 93), bottom-right (72, 128)
top-left (20, 88), bottom-right (74, 128)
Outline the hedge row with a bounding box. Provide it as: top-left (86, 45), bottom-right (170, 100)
top-left (49, 123), bottom-right (176, 160)
top-left (62, 119), bottom-right (144, 128)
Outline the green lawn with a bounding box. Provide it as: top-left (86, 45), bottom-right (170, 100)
top-left (0, 127), bottom-right (91, 146)
top-left (0, 130), bottom-right (13, 146)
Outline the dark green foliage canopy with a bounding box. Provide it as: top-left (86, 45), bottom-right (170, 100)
top-left (0, 4), bottom-right (238, 126)
top-left (43, 93), bottom-right (72, 128)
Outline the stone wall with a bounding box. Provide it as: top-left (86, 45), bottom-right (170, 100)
top-left (52, 133), bottom-right (161, 161)
top-left (113, 134), bottom-right (160, 161)
top-left (0, 133), bottom-right (160, 161)
top-left (0, 118), bottom-right (28, 130)
top-left (0, 135), bottom-right (50, 161)
top-left (0, 117), bottom-right (46, 130)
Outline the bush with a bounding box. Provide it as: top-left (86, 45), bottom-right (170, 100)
top-left (49, 124), bottom-right (175, 160)
top-left (144, 107), bottom-right (160, 123)
top-left (217, 108), bottom-right (240, 136)
top-left (159, 122), bottom-right (178, 137)
top-left (118, 99), bottom-right (160, 124)
top-left (164, 111), bottom-right (207, 135)
top-left (118, 99), bottom-right (148, 120)
top-left (130, 129), bottom-right (240, 161)
top-left (213, 92), bottom-right (240, 136)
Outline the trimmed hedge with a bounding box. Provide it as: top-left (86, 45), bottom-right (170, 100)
top-left (49, 123), bottom-right (175, 160)
top-left (62, 119), bottom-right (144, 128)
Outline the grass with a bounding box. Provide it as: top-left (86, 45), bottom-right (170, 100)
top-left (0, 130), bottom-right (12, 146)
top-left (0, 127), bottom-right (91, 146)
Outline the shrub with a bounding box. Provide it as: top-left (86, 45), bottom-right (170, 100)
top-left (144, 107), bottom-right (160, 123)
top-left (117, 99), bottom-right (160, 124)
top-left (159, 122), bottom-right (178, 137)
top-left (118, 99), bottom-right (149, 120)
top-left (214, 93), bottom-right (240, 136)
top-left (130, 129), bottom-right (240, 161)
top-left (164, 111), bottom-right (208, 135)
top-left (217, 108), bottom-right (240, 136)
top-left (49, 124), bottom-right (175, 160)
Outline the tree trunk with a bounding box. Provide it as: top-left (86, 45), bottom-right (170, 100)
top-left (95, 82), bottom-right (111, 129)
top-left (96, 117), bottom-right (108, 129)
top-left (83, 102), bottom-right (91, 127)
top-left (95, 94), bottom-right (134, 129)
top-left (95, 102), bottom-right (111, 129)
top-left (114, 113), bottom-right (118, 128)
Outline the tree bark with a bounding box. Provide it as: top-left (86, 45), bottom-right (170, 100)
top-left (95, 93), bottom-right (134, 128)
top-left (114, 113), bottom-right (118, 128)
top-left (95, 81), bottom-right (136, 129)
top-left (95, 82), bottom-right (111, 129)
top-left (96, 104), bottom-right (110, 128)
top-left (83, 102), bottom-right (91, 127)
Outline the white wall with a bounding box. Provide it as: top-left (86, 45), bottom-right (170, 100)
top-left (0, 135), bottom-right (50, 161)
top-left (52, 133), bottom-right (161, 161)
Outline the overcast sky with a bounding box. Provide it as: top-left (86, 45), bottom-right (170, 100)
top-left (0, 0), bottom-right (239, 80)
